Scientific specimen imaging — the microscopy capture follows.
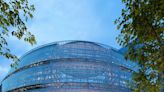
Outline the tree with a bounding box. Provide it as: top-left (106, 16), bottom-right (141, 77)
top-left (0, 0), bottom-right (36, 66)
top-left (115, 0), bottom-right (164, 92)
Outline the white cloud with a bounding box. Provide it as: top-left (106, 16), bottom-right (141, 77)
top-left (27, 0), bottom-right (105, 45)
top-left (0, 65), bottom-right (10, 81)
top-left (0, 66), bottom-right (9, 75)
top-left (0, 0), bottom-right (123, 81)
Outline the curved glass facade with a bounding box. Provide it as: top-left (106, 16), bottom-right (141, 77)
top-left (1, 40), bottom-right (135, 92)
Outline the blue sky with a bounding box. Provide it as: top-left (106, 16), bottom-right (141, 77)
top-left (0, 0), bottom-right (123, 81)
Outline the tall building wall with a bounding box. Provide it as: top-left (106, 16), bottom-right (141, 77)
top-left (0, 84), bottom-right (2, 92)
top-left (1, 41), bottom-right (136, 92)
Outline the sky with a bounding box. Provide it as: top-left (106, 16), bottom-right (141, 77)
top-left (0, 0), bottom-right (124, 81)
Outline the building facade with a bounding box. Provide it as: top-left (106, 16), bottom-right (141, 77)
top-left (0, 84), bottom-right (1, 92)
top-left (1, 40), bottom-right (136, 92)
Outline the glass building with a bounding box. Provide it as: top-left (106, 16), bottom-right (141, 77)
top-left (1, 40), bottom-right (136, 92)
